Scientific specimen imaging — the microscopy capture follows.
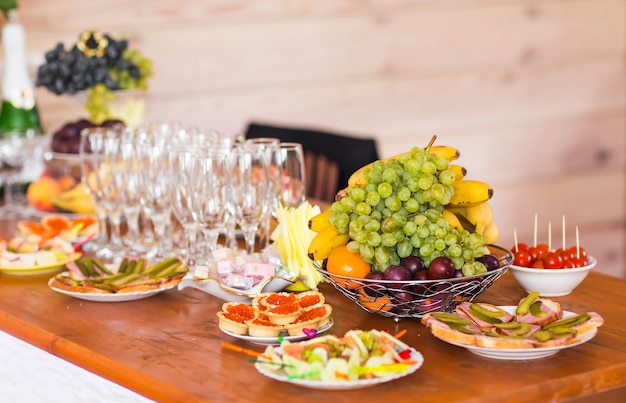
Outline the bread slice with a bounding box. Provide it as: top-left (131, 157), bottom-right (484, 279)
top-left (421, 312), bottom-right (483, 346)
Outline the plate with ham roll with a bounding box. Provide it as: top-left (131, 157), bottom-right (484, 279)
top-left (421, 291), bottom-right (604, 360)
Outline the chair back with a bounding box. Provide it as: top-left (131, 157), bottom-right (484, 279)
top-left (245, 122), bottom-right (379, 202)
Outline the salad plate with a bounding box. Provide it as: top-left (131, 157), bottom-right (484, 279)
top-left (220, 318), bottom-right (334, 346)
top-left (255, 347), bottom-right (424, 390)
top-left (48, 277), bottom-right (178, 302)
top-left (437, 307), bottom-right (597, 360)
top-left (0, 252), bottom-right (82, 276)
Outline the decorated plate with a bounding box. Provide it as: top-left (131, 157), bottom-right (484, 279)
top-left (220, 318), bottom-right (334, 346)
top-left (435, 306), bottom-right (597, 360)
top-left (255, 346), bottom-right (424, 390)
top-left (0, 253), bottom-right (82, 276)
top-left (47, 277), bottom-right (178, 302)
top-left (177, 272), bottom-right (294, 303)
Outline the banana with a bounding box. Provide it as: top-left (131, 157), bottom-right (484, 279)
top-left (308, 209), bottom-right (333, 233)
top-left (448, 180), bottom-right (493, 207)
top-left (448, 164), bottom-right (466, 181)
top-left (51, 183), bottom-right (95, 214)
top-left (307, 225), bottom-right (350, 261)
top-left (429, 145), bottom-right (460, 161)
top-left (347, 144), bottom-right (460, 188)
top-left (442, 208), bottom-right (464, 231)
top-left (482, 222), bottom-right (500, 245)
top-left (448, 202), bottom-right (494, 235)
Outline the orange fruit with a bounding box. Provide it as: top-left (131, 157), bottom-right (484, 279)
top-left (326, 245), bottom-right (371, 289)
top-left (357, 288), bottom-right (393, 312)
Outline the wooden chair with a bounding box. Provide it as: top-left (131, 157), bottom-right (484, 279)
top-left (245, 122), bottom-right (380, 203)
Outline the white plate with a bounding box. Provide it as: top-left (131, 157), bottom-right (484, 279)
top-left (433, 306), bottom-right (598, 360)
top-left (177, 272), bottom-right (294, 303)
top-left (220, 318), bottom-right (334, 346)
top-left (0, 253), bottom-right (82, 276)
top-left (47, 276), bottom-right (178, 302)
top-left (255, 347), bottom-right (424, 390)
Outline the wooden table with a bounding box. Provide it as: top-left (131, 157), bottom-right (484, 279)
top-left (1, 221), bottom-right (625, 402)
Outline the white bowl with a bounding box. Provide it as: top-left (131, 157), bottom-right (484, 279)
top-left (508, 257), bottom-right (596, 297)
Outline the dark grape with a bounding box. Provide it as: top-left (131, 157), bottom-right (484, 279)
top-left (362, 271), bottom-right (384, 297)
top-left (383, 265), bottom-right (412, 289)
top-left (477, 254), bottom-right (499, 271)
top-left (400, 255), bottom-right (424, 276)
top-left (427, 256), bottom-right (455, 279)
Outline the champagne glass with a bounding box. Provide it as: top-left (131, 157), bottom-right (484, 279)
top-left (188, 147), bottom-right (231, 261)
top-left (277, 142), bottom-right (306, 208)
top-left (168, 146), bottom-right (203, 265)
top-left (244, 137), bottom-right (280, 249)
top-left (137, 133), bottom-right (173, 259)
top-left (230, 144), bottom-right (270, 254)
top-left (116, 128), bottom-right (145, 254)
top-left (79, 127), bottom-right (124, 259)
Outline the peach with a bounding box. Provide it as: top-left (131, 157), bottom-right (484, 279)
top-left (26, 176), bottom-right (62, 212)
top-left (57, 175), bottom-right (77, 191)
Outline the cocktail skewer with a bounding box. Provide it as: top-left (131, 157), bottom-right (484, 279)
top-left (533, 213), bottom-right (538, 247)
top-left (562, 215), bottom-right (566, 252)
top-left (513, 228), bottom-right (519, 252)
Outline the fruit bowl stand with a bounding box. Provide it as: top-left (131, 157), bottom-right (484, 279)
top-left (315, 245), bottom-right (514, 322)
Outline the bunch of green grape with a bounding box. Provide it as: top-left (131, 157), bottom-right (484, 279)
top-left (328, 147), bottom-right (488, 273)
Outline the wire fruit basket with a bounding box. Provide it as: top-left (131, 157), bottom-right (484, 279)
top-left (315, 245), bottom-right (513, 322)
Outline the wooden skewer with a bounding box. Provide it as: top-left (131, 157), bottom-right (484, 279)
top-left (533, 213), bottom-right (538, 247)
top-left (548, 221), bottom-right (552, 251)
top-left (576, 225), bottom-right (580, 259)
top-left (513, 228), bottom-right (519, 252)
top-left (394, 329), bottom-right (408, 339)
top-left (222, 342), bottom-right (261, 357)
top-left (562, 215), bottom-right (566, 251)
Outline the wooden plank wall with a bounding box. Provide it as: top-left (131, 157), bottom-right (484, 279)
top-left (9, 0), bottom-right (626, 278)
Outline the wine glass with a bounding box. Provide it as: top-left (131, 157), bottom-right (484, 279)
top-left (0, 130), bottom-right (39, 217)
top-left (230, 144), bottom-right (270, 254)
top-left (277, 142), bottom-right (306, 208)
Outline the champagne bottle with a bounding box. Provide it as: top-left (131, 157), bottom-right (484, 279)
top-left (0, 9), bottom-right (43, 137)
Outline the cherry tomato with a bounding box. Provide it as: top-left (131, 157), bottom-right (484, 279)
top-left (543, 252), bottom-right (564, 269)
top-left (567, 246), bottom-right (588, 262)
top-left (511, 243), bottom-right (529, 253)
top-left (561, 256), bottom-right (576, 268)
top-left (573, 256), bottom-right (589, 267)
top-left (527, 246), bottom-right (540, 264)
top-left (513, 250), bottom-right (532, 267)
top-left (531, 259), bottom-right (544, 269)
top-left (536, 244), bottom-right (550, 260)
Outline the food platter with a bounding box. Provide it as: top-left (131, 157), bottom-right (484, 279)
top-left (255, 347), bottom-right (424, 390)
top-left (47, 276), bottom-right (178, 302)
top-left (434, 306), bottom-right (597, 360)
top-left (0, 253), bottom-right (82, 276)
top-left (220, 318), bottom-right (334, 346)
